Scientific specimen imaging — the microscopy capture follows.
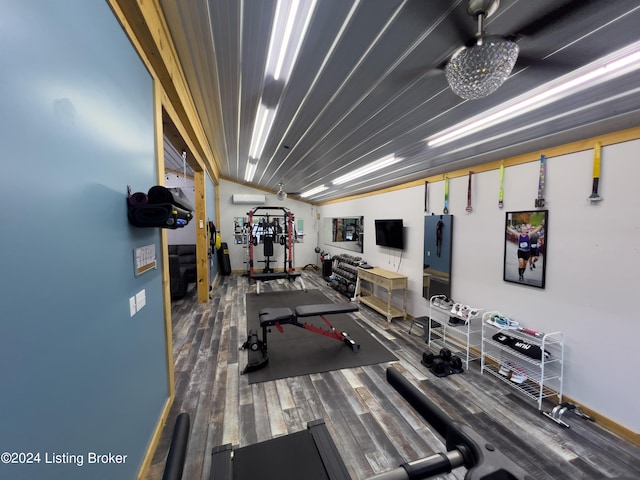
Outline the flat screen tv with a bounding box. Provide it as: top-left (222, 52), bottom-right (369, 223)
top-left (375, 219), bottom-right (404, 249)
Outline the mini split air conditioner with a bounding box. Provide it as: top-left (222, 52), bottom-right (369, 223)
top-left (232, 194), bottom-right (266, 205)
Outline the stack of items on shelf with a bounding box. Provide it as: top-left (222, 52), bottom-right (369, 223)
top-left (329, 253), bottom-right (362, 296)
top-left (432, 296), bottom-right (480, 326)
top-left (449, 302), bottom-right (480, 325)
top-left (482, 311), bottom-right (563, 412)
top-left (427, 295), bottom-right (483, 371)
top-left (485, 312), bottom-right (549, 384)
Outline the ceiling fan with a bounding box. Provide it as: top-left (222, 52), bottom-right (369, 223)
top-left (444, 0), bottom-right (600, 100)
top-left (445, 0), bottom-right (519, 100)
top-left (274, 182), bottom-right (304, 201)
top-left (275, 182), bottom-right (287, 201)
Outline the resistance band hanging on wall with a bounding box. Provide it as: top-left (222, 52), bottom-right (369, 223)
top-left (535, 154), bottom-right (546, 208)
top-left (498, 162), bottom-right (505, 208)
top-left (443, 176), bottom-right (449, 214)
top-left (424, 180), bottom-right (429, 213)
top-left (589, 141), bottom-right (603, 204)
top-left (466, 171), bottom-right (473, 213)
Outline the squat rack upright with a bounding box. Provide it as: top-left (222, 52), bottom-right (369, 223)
top-left (246, 206), bottom-right (305, 293)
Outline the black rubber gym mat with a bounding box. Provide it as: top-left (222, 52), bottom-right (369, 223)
top-left (244, 289), bottom-right (397, 384)
top-left (232, 430), bottom-right (330, 480)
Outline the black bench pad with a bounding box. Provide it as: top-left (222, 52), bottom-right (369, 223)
top-left (252, 271), bottom-right (302, 280)
top-left (259, 308), bottom-right (294, 326)
top-left (295, 303), bottom-right (358, 317)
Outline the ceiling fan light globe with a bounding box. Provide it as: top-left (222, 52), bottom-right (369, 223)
top-left (276, 190), bottom-right (287, 201)
top-left (445, 37), bottom-right (519, 100)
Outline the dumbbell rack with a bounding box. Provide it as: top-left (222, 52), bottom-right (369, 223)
top-left (329, 254), bottom-right (361, 297)
top-left (427, 295), bottom-right (483, 370)
top-left (480, 312), bottom-right (564, 411)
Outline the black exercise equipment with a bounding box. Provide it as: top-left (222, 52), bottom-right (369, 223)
top-left (542, 402), bottom-right (595, 428)
top-left (208, 369), bottom-right (534, 479)
top-left (381, 367), bottom-right (533, 480)
top-left (420, 348), bottom-right (463, 377)
top-left (217, 241), bottom-right (231, 276)
top-left (241, 302), bottom-right (360, 374)
top-left (161, 412), bottom-right (190, 480)
top-left (127, 185), bottom-right (194, 229)
top-left (245, 206), bottom-right (305, 293)
top-left (449, 355), bottom-right (463, 371)
top-left (209, 419), bottom-right (351, 480)
top-left (422, 351), bottom-right (435, 367)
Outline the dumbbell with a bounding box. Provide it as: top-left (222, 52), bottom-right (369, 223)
top-left (449, 355), bottom-right (463, 371)
top-left (430, 357), bottom-right (449, 376)
top-left (421, 351), bottom-right (435, 367)
top-left (439, 348), bottom-right (452, 361)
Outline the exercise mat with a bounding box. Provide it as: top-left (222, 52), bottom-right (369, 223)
top-left (244, 289), bottom-right (397, 384)
top-left (147, 185), bottom-right (194, 211)
top-left (127, 203), bottom-right (172, 226)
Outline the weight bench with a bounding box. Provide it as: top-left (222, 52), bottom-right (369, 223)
top-left (250, 271), bottom-right (306, 294)
top-left (241, 302), bottom-right (359, 373)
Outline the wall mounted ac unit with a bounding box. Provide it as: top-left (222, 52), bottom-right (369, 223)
top-left (232, 194), bottom-right (266, 205)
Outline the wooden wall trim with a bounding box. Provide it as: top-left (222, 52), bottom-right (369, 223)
top-left (135, 82), bottom-right (177, 480)
top-left (136, 396), bottom-right (173, 480)
top-left (195, 171), bottom-right (210, 303)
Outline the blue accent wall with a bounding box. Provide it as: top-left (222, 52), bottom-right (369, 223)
top-left (0, 2), bottom-right (168, 479)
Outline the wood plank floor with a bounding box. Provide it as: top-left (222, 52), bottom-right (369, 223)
top-left (144, 271), bottom-right (640, 480)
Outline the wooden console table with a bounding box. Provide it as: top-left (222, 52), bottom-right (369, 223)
top-left (355, 267), bottom-right (408, 322)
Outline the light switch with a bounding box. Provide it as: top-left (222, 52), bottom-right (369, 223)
top-left (136, 289), bottom-right (146, 310)
top-left (129, 296), bottom-right (136, 316)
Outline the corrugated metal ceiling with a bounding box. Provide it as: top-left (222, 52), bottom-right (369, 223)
top-left (159, 0), bottom-right (640, 201)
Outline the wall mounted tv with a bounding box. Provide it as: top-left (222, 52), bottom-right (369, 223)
top-left (375, 219), bottom-right (404, 249)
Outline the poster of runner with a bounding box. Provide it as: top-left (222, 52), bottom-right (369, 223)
top-left (503, 210), bottom-right (548, 289)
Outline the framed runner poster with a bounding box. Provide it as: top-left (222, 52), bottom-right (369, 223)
top-left (503, 210), bottom-right (548, 289)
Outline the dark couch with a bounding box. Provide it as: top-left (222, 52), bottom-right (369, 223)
top-left (168, 244), bottom-right (197, 299)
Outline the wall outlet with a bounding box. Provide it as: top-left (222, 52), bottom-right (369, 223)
top-left (135, 289), bottom-right (146, 310)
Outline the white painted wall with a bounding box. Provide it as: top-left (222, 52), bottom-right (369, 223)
top-left (320, 139), bottom-right (640, 433)
top-left (218, 180), bottom-right (320, 273)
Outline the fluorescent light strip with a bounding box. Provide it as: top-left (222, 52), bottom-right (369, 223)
top-left (300, 185), bottom-right (328, 198)
top-left (259, 1), bottom-right (359, 182)
top-left (439, 84), bottom-right (640, 156)
top-left (249, 103), bottom-right (277, 160)
top-left (332, 154), bottom-right (399, 185)
top-left (428, 41), bottom-right (640, 148)
top-left (280, 0), bottom-right (317, 81)
top-left (244, 160), bottom-right (258, 182)
top-left (273, 0), bottom-right (299, 80)
top-left (264, 0), bottom-right (284, 79)
top-left (267, 0), bottom-right (317, 82)
top-left (249, 0), bottom-right (317, 185)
